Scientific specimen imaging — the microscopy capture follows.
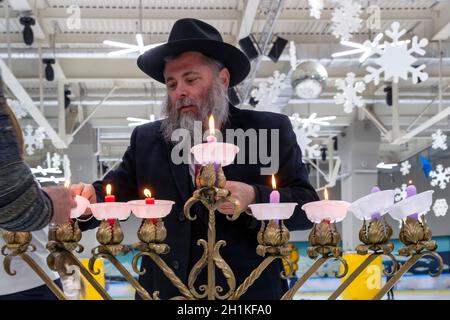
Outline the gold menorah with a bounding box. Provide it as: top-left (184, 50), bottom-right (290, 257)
top-left (1, 163), bottom-right (444, 300)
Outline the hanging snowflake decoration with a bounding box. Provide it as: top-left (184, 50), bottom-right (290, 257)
top-left (394, 183), bottom-right (408, 202)
top-left (334, 72), bottom-right (366, 113)
top-left (23, 125), bottom-right (46, 156)
top-left (431, 129), bottom-right (448, 151)
top-left (295, 124), bottom-right (321, 159)
top-left (363, 22), bottom-right (429, 85)
top-left (308, 0), bottom-right (324, 19)
top-left (51, 153), bottom-right (62, 168)
top-left (251, 70), bottom-right (288, 112)
top-left (289, 113), bottom-right (336, 128)
top-left (6, 98), bottom-right (28, 119)
top-left (63, 154), bottom-right (72, 180)
top-left (331, 0), bottom-right (362, 41)
top-left (433, 198), bottom-right (448, 217)
top-left (400, 160), bottom-right (411, 176)
top-left (429, 164), bottom-right (450, 190)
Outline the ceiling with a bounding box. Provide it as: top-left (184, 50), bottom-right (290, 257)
top-left (1, 0), bottom-right (449, 170)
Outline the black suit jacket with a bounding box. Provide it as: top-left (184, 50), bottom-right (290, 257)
top-left (89, 105), bottom-right (319, 299)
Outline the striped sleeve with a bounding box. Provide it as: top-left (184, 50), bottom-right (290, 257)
top-left (0, 103), bottom-right (54, 231)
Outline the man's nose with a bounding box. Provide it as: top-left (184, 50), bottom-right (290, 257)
top-left (173, 83), bottom-right (188, 100)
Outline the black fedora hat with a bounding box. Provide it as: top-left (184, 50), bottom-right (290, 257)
top-left (137, 18), bottom-right (250, 87)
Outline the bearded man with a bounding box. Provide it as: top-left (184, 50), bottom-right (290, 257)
top-left (72, 18), bottom-right (319, 300)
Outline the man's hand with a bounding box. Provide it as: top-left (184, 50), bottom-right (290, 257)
top-left (217, 181), bottom-right (255, 215)
top-left (42, 186), bottom-right (77, 224)
top-left (70, 183), bottom-right (97, 217)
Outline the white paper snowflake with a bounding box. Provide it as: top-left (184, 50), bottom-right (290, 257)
top-left (430, 164), bottom-right (450, 190)
top-left (334, 72), bottom-right (366, 113)
top-left (30, 165), bottom-right (62, 176)
top-left (431, 129), bottom-right (448, 150)
top-left (51, 153), bottom-right (62, 168)
top-left (6, 98), bottom-right (28, 119)
top-left (23, 125), bottom-right (46, 155)
top-left (308, 0), bottom-right (324, 19)
top-left (293, 123), bottom-right (321, 159)
top-left (251, 70), bottom-right (288, 112)
top-left (363, 21), bottom-right (429, 85)
top-left (400, 160), bottom-right (411, 176)
top-left (331, 0), bottom-right (362, 41)
top-left (63, 154), bottom-right (72, 180)
top-left (289, 113), bottom-right (336, 128)
top-left (394, 183), bottom-right (408, 202)
top-left (433, 198), bottom-right (448, 217)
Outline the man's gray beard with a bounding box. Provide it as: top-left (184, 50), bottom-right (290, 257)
top-left (160, 78), bottom-right (229, 146)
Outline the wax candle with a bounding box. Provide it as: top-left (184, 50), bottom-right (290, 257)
top-left (104, 184), bottom-right (116, 226)
top-left (323, 188), bottom-right (331, 224)
top-left (269, 174), bottom-right (280, 203)
top-left (105, 184), bottom-right (115, 203)
top-left (406, 183), bottom-right (418, 220)
top-left (206, 114), bottom-right (217, 143)
top-left (144, 188), bottom-right (157, 224)
top-left (370, 186), bottom-right (381, 221)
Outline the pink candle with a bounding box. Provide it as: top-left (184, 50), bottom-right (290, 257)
top-left (406, 184), bottom-right (418, 220)
top-left (269, 175), bottom-right (280, 203)
top-left (207, 114), bottom-right (217, 143)
top-left (370, 186), bottom-right (381, 221)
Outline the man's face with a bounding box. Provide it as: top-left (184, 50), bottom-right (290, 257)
top-left (161, 51), bottom-right (230, 145)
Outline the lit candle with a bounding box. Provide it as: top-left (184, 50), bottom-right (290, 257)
top-left (144, 188), bottom-right (155, 205)
top-left (104, 184), bottom-right (116, 226)
top-left (144, 188), bottom-right (157, 225)
top-left (406, 182), bottom-right (418, 220)
top-left (206, 114), bottom-right (217, 143)
top-left (269, 175), bottom-right (280, 203)
top-left (105, 184), bottom-right (115, 203)
top-left (370, 186), bottom-right (381, 221)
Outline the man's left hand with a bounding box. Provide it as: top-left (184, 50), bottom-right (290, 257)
top-left (217, 181), bottom-right (255, 215)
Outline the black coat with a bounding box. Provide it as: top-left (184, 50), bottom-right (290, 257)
top-left (89, 105), bottom-right (319, 300)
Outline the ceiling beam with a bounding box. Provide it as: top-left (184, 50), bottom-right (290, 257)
top-left (0, 58), bottom-right (67, 148)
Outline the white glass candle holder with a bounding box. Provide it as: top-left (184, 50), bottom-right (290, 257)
top-left (190, 142), bottom-right (239, 167)
top-left (88, 202), bottom-right (131, 220)
top-left (128, 200), bottom-right (175, 219)
top-left (301, 200), bottom-right (350, 223)
top-left (348, 190), bottom-right (395, 220)
top-left (70, 195), bottom-right (90, 219)
top-left (388, 190), bottom-right (434, 222)
top-left (248, 203), bottom-right (297, 220)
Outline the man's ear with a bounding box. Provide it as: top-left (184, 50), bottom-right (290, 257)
top-left (218, 68), bottom-right (230, 88)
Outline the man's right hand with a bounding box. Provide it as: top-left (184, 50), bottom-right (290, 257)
top-left (42, 186), bottom-right (77, 224)
top-left (70, 183), bottom-right (97, 217)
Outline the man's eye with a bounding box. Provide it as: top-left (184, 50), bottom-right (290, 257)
top-left (186, 78), bottom-right (198, 83)
top-left (167, 83), bottom-right (176, 90)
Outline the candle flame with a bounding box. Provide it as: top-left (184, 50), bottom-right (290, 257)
top-left (209, 115), bottom-right (215, 135)
top-left (409, 180), bottom-right (413, 184)
top-left (271, 174), bottom-right (277, 189)
top-left (324, 188), bottom-right (328, 200)
top-left (106, 184), bottom-right (112, 196)
top-left (64, 179), bottom-right (71, 188)
top-left (143, 188), bottom-right (152, 198)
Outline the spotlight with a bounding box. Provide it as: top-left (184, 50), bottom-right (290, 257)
top-left (20, 16), bottom-right (35, 46)
top-left (332, 136), bottom-right (338, 151)
top-left (320, 147), bottom-right (327, 161)
top-left (267, 36), bottom-right (288, 63)
top-left (384, 86), bottom-right (392, 106)
top-left (238, 34), bottom-right (260, 61)
top-left (64, 89), bottom-right (71, 109)
top-left (43, 59), bottom-right (55, 81)
top-left (291, 60), bottom-right (328, 99)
